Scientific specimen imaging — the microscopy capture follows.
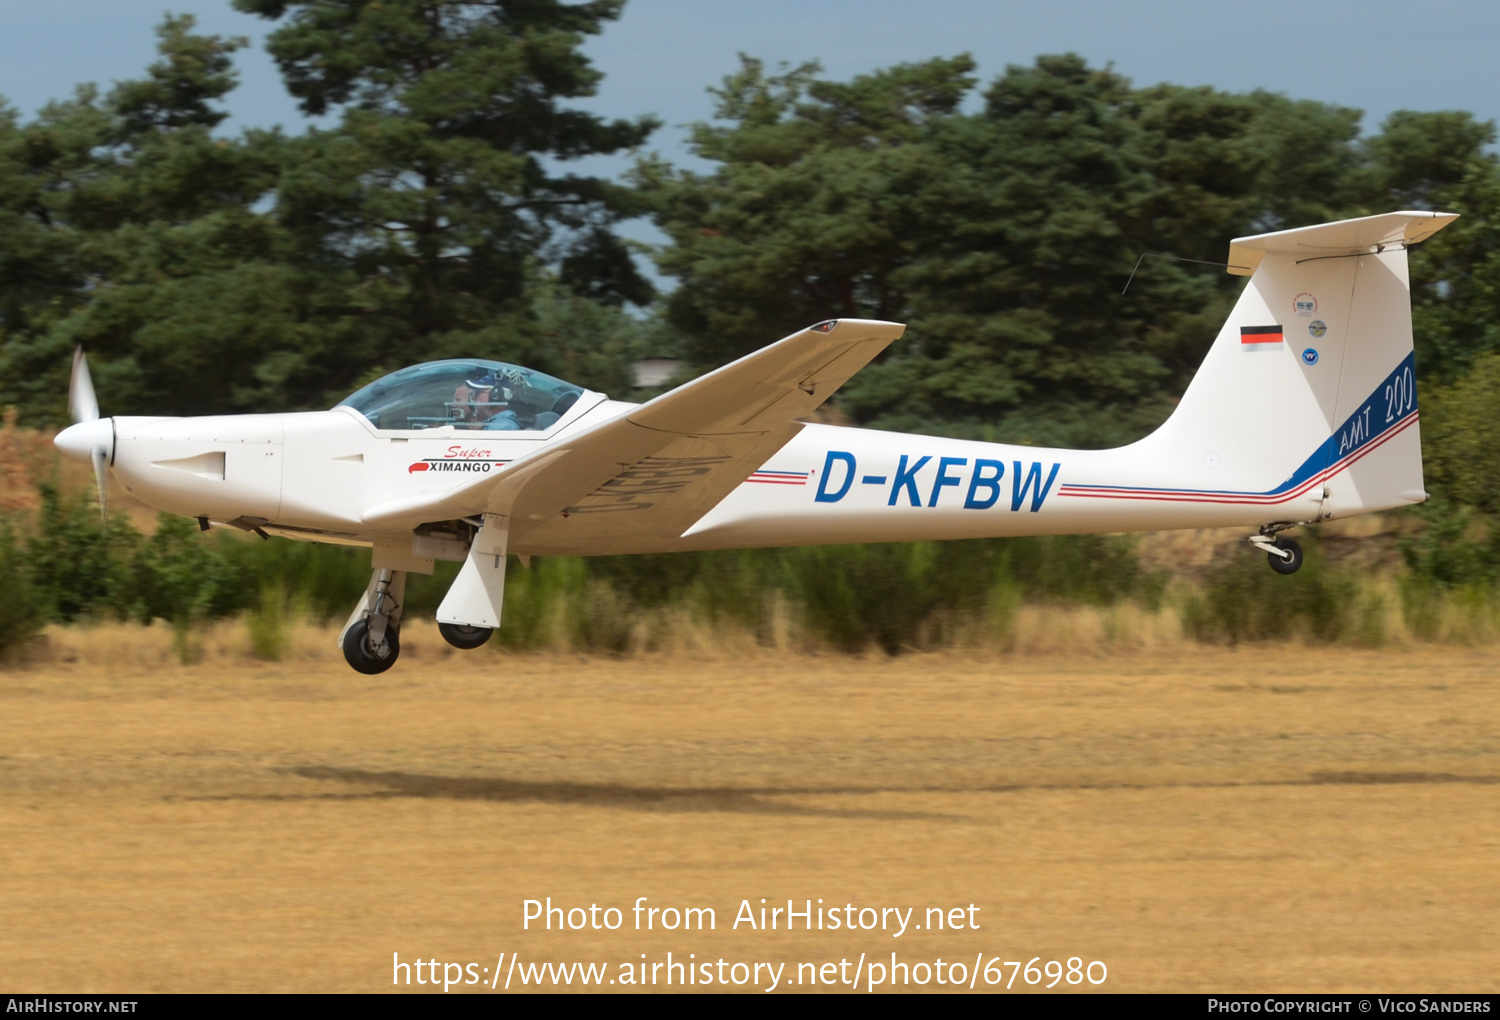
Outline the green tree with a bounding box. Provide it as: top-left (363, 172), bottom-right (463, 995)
top-left (641, 54), bottom-right (1370, 448)
top-left (0, 87), bottom-right (105, 417)
top-left (636, 54), bottom-right (975, 368)
top-left (131, 513), bottom-right (246, 624)
top-left (25, 482), bottom-right (142, 622)
top-left (529, 273), bottom-right (658, 396)
top-left (232, 0), bottom-right (658, 400)
top-left (1422, 350), bottom-right (1500, 513)
top-left (863, 60), bottom-right (1366, 447)
top-left (0, 5), bottom-right (657, 422)
top-left (0, 15), bottom-right (293, 421)
top-left (847, 55), bottom-right (1173, 446)
top-left (1359, 110), bottom-right (1497, 213)
top-left (1363, 111), bottom-right (1500, 387)
top-left (0, 104), bottom-right (83, 352)
top-left (0, 516), bottom-right (44, 653)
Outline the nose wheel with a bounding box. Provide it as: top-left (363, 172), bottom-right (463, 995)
top-left (342, 616), bottom-right (401, 674)
top-left (438, 622), bottom-right (494, 650)
top-left (340, 567), bottom-right (406, 673)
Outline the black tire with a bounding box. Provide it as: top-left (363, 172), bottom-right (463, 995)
top-left (1268, 537), bottom-right (1304, 575)
top-left (438, 622), bottom-right (493, 650)
top-left (342, 617), bottom-right (400, 674)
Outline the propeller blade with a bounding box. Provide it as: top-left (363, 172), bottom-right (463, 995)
top-left (65, 347), bottom-right (108, 526)
top-left (70, 346), bottom-right (98, 424)
top-left (91, 445), bottom-right (109, 525)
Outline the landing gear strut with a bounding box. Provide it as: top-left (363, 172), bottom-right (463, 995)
top-left (340, 568), bottom-right (406, 674)
top-left (1247, 527), bottom-right (1304, 575)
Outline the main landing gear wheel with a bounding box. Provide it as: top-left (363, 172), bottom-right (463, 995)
top-left (1267, 538), bottom-right (1304, 575)
top-left (438, 622), bottom-right (494, 650)
top-left (342, 617), bottom-right (400, 674)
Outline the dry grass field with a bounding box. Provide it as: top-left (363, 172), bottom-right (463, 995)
top-left (0, 627), bottom-right (1497, 993)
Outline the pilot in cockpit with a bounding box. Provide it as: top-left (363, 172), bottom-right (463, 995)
top-left (454, 371), bottom-right (523, 430)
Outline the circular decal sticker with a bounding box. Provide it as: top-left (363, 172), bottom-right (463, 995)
top-left (1308, 320), bottom-right (1327, 338)
top-left (1293, 292), bottom-right (1318, 317)
top-left (1302, 348), bottom-right (1320, 366)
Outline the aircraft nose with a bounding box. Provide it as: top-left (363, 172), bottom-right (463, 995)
top-left (55, 417), bottom-right (114, 463)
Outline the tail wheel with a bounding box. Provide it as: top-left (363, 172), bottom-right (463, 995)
top-left (342, 617), bottom-right (400, 674)
top-left (438, 622), bottom-right (493, 650)
top-left (1268, 537), bottom-right (1304, 575)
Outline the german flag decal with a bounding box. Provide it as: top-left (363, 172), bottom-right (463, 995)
top-left (1240, 324), bottom-right (1284, 348)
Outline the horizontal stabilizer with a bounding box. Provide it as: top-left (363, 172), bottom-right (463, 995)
top-left (1227, 210), bottom-right (1457, 277)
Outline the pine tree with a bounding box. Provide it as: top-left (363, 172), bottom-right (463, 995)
top-left (233, 0), bottom-right (658, 397)
top-left (0, 15), bottom-right (287, 419)
top-left (641, 54), bottom-right (1373, 448)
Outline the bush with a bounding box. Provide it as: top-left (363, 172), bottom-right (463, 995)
top-left (246, 584), bottom-right (287, 661)
top-left (496, 556), bottom-right (587, 651)
top-left (26, 482), bottom-right (141, 622)
top-left (1423, 352), bottom-right (1500, 513)
top-left (12, 466), bottom-right (1494, 655)
top-left (1400, 500), bottom-right (1500, 590)
top-left (0, 517), bottom-right (43, 654)
top-left (220, 536), bottom-right (369, 621)
top-left (1180, 535), bottom-right (1361, 644)
top-left (132, 513), bottom-right (244, 623)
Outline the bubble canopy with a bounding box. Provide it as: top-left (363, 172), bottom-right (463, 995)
top-left (335, 359), bottom-right (586, 432)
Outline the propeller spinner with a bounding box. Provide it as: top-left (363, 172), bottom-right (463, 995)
top-left (53, 347), bottom-right (114, 522)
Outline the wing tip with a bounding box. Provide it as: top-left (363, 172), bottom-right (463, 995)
top-left (807, 318), bottom-right (906, 339)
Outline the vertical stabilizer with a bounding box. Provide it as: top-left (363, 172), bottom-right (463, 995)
top-left (1136, 210), bottom-right (1456, 522)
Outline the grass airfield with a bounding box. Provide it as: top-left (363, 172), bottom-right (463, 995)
top-left (0, 630), bottom-right (1497, 993)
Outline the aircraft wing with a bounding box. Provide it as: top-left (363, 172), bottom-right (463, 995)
top-left (362, 318), bottom-right (905, 552)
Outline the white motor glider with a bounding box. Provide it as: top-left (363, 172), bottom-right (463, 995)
top-left (55, 211), bottom-right (1454, 672)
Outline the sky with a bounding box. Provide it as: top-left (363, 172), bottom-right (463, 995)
top-left (3, 1), bottom-right (1496, 139)
top-left (2, 0), bottom-right (1495, 270)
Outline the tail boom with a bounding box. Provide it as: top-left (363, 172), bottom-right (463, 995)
top-left (672, 211), bottom-right (1452, 552)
